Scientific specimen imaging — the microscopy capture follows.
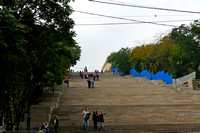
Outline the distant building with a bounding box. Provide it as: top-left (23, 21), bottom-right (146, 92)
top-left (102, 59), bottom-right (112, 72)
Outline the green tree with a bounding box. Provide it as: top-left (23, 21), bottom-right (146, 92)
top-left (107, 20), bottom-right (200, 79)
top-left (129, 45), bottom-right (146, 72)
top-left (0, 10), bottom-right (29, 130)
top-left (70, 44), bottom-right (81, 66)
top-left (169, 24), bottom-right (200, 78)
top-left (129, 36), bottom-right (180, 76)
top-left (191, 20), bottom-right (200, 78)
top-left (0, 0), bottom-right (80, 130)
top-left (107, 48), bottom-right (132, 74)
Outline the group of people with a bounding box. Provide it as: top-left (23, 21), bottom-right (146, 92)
top-left (82, 108), bottom-right (104, 132)
top-left (38, 107), bottom-right (104, 133)
top-left (86, 73), bottom-right (100, 88)
top-left (84, 73), bottom-right (99, 80)
top-left (64, 71), bottom-right (100, 89)
top-left (80, 71), bottom-right (84, 79)
top-left (36, 115), bottom-right (59, 133)
top-left (87, 78), bottom-right (95, 88)
top-left (79, 72), bottom-right (100, 88)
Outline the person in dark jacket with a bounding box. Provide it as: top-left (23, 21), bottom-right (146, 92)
top-left (81, 72), bottom-right (83, 79)
top-left (79, 71), bottom-right (81, 77)
top-left (98, 112), bottom-right (104, 132)
top-left (92, 110), bottom-right (98, 130)
top-left (53, 115), bottom-right (59, 133)
top-left (87, 79), bottom-right (91, 88)
top-left (96, 74), bottom-right (99, 81)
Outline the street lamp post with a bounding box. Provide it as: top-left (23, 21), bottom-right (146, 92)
top-left (26, 107), bottom-right (31, 130)
top-left (26, 73), bottom-right (33, 130)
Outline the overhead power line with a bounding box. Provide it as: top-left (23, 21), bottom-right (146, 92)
top-left (74, 10), bottom-right (177, 27)
top-left (72, 14), bottom-right (195, 19)
top-left (0, 19), bottom-right (194, 28)
top-left (76, 19), bottom-right (197, 26)
top-left (88, 0), bottom-right (200, 14)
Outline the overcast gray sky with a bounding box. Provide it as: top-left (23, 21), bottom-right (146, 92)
top-left (69, 0), bottom-right (200, 72)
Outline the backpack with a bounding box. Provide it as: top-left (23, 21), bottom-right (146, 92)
top-left (85, 113), bottom-right (91, 120)
top-left (85, 113), bottom-right (89, 120)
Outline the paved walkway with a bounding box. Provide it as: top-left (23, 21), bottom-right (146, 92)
top-left (51, 73), bottom-right (200, 132)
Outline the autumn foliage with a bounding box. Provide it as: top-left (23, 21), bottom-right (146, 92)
top-left (107, 21), bottom-right (200, 79)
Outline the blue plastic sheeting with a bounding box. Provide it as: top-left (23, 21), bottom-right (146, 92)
top-left (129, 68), bottom-right (172, 84)
top-left (111, 65), bottom-right (125, 74)
top-left (110, 65), bottom-right (172, 84)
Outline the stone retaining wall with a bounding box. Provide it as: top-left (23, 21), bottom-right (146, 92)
top-left (188, 78), bottom-right (200, 90)
top-left (192, 79), bottom-right (200, 90)
top-left (19, 84), bottom-right (64, 131)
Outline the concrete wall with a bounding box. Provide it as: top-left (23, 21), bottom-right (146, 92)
top-left (20, 85), bottom-right (64, 131)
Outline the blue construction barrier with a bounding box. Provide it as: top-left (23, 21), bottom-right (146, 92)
top-left (111, 65), bottom-right (125, 74)
top-left (111, 65), bottom-right (172, 84)
top-left (129, 68), bottom-right (172, 84)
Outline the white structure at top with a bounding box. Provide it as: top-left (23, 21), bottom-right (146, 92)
top-left (173, 72), bottom-right (196, 85)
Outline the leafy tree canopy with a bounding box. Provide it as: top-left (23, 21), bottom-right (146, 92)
top-left (0, 0), bottom-right (80, 130)
top-left (107, 20), bottom-right (200, 78)
top-left (107, 47), bottom-right (131, 74)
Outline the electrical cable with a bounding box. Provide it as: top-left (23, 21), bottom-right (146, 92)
top-left (89, 0), bottom-right (200, 14)
top-left (74, 10), bottom-right (177, 27)
top-left (75, 19), bottom-right (197, 26)
top-left (72, 14), bottom-right (195, 19)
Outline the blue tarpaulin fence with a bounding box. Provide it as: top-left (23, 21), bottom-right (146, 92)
top-left (129, 68), bottom-right (172, 84)
top-left (111, 65), bottom-right (172, 84)
top-left (111, 65), bottom-right (125, 74)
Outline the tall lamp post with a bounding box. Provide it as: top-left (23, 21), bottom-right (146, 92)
top-left (26, 107), bottom-right (31, 130)
top-left (26, 73), bottom-right (33, 130)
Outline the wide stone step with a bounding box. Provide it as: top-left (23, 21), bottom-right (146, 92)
top-left (43, 93), bottom-right (61, 98)
top-left (135, 77), bottom-right (150, 82)
top-left (50, 104), bottom-right (200, 129)
top-left (42, 97), bottom-right (59, 103)
top-left (20, 122), bottom-right (42, 130)
top-left (39, 102), bottom-right (58, 108)
top-left (151, 80), bottom-right (168, 86)
top-left (30, 105), bottom-right (53, 114)
top-left (25, 113), bottom-right (51, 122)
top-left (48, 123), bottom-right (200, 132)
top-left (4, 131), bottom-right (38, 133)
top-left (177, 87), bottom-right (193, 92)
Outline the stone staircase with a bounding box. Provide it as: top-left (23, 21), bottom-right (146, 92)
top-left (47, 73), bottom-right (200, 132)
